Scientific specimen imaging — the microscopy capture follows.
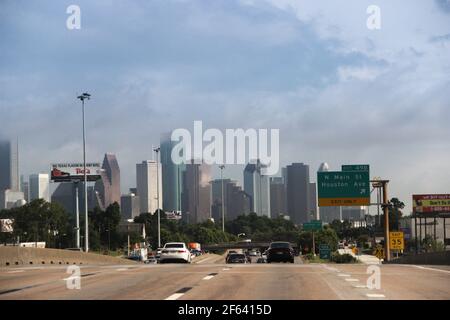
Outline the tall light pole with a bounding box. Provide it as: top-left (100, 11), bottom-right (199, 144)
top-left (154, 146), bottom-right (161, 248)
top-left (219, 165), bottom-right (225, 232)
top-left (77, 92), bottom-right (90, 252)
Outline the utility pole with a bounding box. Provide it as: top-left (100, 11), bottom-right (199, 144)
top-left (154, 146), bottom-right (161, 248)
top-left (219, 165), bottom-right (225, 232)
top-left (381, 180), bottom-right (390, 262)
top-left (77, 92), bottom-right (90, 252)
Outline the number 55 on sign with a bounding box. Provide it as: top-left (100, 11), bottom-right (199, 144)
top-left (389, 231), bottom-right (404, 250)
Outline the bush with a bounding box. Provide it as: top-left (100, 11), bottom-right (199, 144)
top-left (331, 252), bottom-right (357, 264)
top-left (303, 253), bottom-right (315, 260)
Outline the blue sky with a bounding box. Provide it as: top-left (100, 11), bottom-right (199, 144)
top-left (1, 0), bottom-right (449, 213)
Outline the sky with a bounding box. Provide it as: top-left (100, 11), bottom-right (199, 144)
top-left (1, 0), bottom-right (449, 214)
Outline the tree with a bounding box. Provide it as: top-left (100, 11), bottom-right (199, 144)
top-left (381, 197), bottom-right (405, 231)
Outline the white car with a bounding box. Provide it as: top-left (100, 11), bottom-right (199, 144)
top-left (160, 242), bottom-right (192, 263)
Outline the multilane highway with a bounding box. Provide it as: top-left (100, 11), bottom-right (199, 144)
top-left (0, 254), bottom-right (449, 300)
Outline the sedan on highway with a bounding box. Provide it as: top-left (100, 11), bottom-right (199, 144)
top-left (266, 241), bottom-right (295, 263)
top-left (226, 253), bottom-right (247, 264)
top-left (160, 242), bottom-right (192, 263)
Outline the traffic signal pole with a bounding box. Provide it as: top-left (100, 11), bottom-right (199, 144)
top-left (382, 181), bottom-right (390, 262)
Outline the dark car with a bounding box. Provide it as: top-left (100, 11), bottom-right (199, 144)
top-left (226, 253), bottom-right (247, 264)
top-left (244, 251), bottom-right (252, 263)
top-left (266, 241), bottom-right (295, 263)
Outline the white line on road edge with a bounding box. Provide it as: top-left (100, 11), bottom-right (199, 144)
top-left (7, 270), bottom-right (25, 273)
top-left (345, 278), bottom-right (359, 282)
top-left (338, 274), bottom-right (351, 277)
top-left (203, 275), bottom-right (215, 280)
top-left (196, 257), bottom-right (215, 264)
top-left (116, 268), bottom-right (129, 271)
top-left (366, 293), bottom-right (385, 298)
top-left (353, 285), bottom-right (367, 288)
top-left (165, 293), bottom-right (184, 300)
top-left (412, 266), bottom-right (450, 274)
top-left (222, 268), bottom-right (231, 271)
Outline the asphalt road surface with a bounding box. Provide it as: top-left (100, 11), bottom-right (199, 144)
top-left (1, 255), bottom-right (449, 300)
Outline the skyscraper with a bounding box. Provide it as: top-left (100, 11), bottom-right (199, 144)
top-left (29, 173), bottom-right (50, 202)
top-left (0, 139), bottom-right (19, 191)
top-left (94, 153), bottom-right (121, 210)
top-left (270, 177), bottom-right (286, 218)
top-left (136, 160), bottom-right (162, 214)
top-left (182, 160), bottom-right (211, 224)
top-left (243, 160), bottom-right (270, 217)
top-left (211, 179), bottom-right (250, 222)
top-left (120, 193), bottom-right (140, 220)
top-left (160, 133), bottom-right (184, 212)
top-left (286, 163), bottom-right (311, 224)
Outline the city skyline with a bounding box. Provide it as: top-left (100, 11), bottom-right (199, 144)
top-left (1, 1), bottom-right (449, 215)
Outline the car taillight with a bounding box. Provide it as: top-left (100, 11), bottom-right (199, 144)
top-left (177, 250), bottom-right (186, 253)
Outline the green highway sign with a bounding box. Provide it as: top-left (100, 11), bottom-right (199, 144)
top-left (317, 170), bottom-right (370, 206)
top-left (319, 244), bottom-right (331, 260)
top-left (303, 220), bottom-right (322, 231)
top-left (341, 164), bottom-right (370, 172)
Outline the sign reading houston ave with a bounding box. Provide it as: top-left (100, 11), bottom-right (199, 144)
top-left (317, 165), bottom-right (370, 207)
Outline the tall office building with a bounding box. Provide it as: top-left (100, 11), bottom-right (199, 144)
top-left (136, 160), bottom-right (162, 214)
top-left (270, 177), bottom-right (286, 218)
top-left (20, 175), bottom-right (29, 203)
top-left (29, 173), bottom-right (50, 202)
top-left (161, 133), bottom-right (184, 212)
top-left (94, 153), bottom-right (121, 210)
top-left (120, 193), bottom-right (140, 220)
top-left (317, 162), bottom-right (341, 223)
top-left (286, 163), bottom-right (311, 224)
top-left (243, 160), bottom-right (270, 217)
top-left (182, 160), bottom-right (211, 224)
top-left (0, 139), bottom-right (19, 191)
top-left (211, 179), bottom-right (251, 223)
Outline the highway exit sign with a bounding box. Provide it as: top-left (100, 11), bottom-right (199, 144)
top-left (303, 220), bottom-right (322, 231)
top-left (317, 170), bottom-right (370, 207)
top-left (342, 164), bottom-right (370, 172)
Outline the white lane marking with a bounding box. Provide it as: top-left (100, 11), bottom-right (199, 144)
top-left (196, 257), bottom-right (214, 264)
top-left (7, 270), bottom-right (25, 273)
top-left (222, 268), bottom-right (231, 271)
top-left (412, 266), bottom-right (450, 274)
top-left (116, 268), bottom-right (129, 271)
top-left (165, 293), bottom-right (184, 300)
top-left (366, 293), bottom-right (385, 298)
top-left (345, 278), bottom-right (359, 282)
top-left (338, 274), bottom-right (351, 277)
top-left (353, 285), bottom-right (367, 288)
top-left (203, 275), bottom-right (215, 280)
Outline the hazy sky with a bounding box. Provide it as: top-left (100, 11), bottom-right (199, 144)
top-left (1, 0), bottom-right (449, 214)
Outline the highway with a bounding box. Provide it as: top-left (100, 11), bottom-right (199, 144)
top-left (0, 255), bottom-right (449, 300)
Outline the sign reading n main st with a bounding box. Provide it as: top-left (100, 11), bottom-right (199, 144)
top-left (317, 169), bottom-right (370, 207)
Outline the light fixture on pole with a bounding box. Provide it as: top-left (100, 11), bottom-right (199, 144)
top-left (77, 92), bottom-right (90, 252)
top-left (153, 146), bottom-right (161, 248)
top-left (219, 165), bottom-right (225, 232)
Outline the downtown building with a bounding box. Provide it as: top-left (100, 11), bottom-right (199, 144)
top-left (285, 163), bottom-right (316, 225)
top-left (136, 160), bottom-right (162, 214)
top-left (270, 177), bottom-right (287, 218)
top-left (181, 160), bottom-right (212, 224)
top-left (243, 160), bottom-right (270, 217)
top-left (160, 133), bottom-right (184, 212)
top-left (0, 139), bottom-right (24, 209)
top-left (211, 179), bottom-right (251, 223)
top-left (29, 173), bottom-right (50, 202)
top-left (94, 153), bottom-right (121, 210)
top-left (120, 191), bottom-right (140, 220)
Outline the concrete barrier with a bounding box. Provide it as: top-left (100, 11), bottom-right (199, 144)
top-left (0, 246), bottom-right (138, 267)
top-left (388, 251), bottom-right (450, 265)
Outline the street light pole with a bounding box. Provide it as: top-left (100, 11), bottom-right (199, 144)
top-left (219, 165), bottom-right (225, 232)
top-left (77, 92), bottom-right (90, 252)
top-left (154, 146), bottom-right (161, 248)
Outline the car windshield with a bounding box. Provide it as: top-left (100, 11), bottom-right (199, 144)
top-left (270, 242), bottom-right (290, 249)
top-left (165, 243), bottom-right (184, 248)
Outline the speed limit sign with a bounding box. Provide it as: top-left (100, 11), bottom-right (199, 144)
top-left (389, 231), bottom-right (404, 250)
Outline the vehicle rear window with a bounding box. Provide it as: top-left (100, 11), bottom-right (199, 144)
top-left (165, 243), bottom-right (184, 248)
top-left (229, 254), bottom-right (245, 259)
top-left (270, 242), bottom-right (290, 249)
